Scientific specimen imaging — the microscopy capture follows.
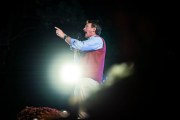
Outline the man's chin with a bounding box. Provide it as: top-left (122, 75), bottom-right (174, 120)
top-left (85, 35), bottom-right (88, 38)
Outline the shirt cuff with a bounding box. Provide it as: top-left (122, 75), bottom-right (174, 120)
top-left (69, 38), bottom-right (75, 50)
top-left (70, 38), bottom-right (76, 45)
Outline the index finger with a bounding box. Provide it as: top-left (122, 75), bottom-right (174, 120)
top-left (54, 26), bottom-right (59, 30)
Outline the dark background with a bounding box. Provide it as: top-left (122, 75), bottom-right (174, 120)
top-left (0, 0), bottom-right (176, 119)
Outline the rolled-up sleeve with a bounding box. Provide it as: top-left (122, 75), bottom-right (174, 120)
top-left (70, 36), bottom-right (103, 51)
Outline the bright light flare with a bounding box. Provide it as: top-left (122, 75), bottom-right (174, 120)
top-left (59, 63), bottom-right (82, 84)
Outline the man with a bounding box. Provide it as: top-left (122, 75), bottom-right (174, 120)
top-left (55, 20), bottom-right (106, 119)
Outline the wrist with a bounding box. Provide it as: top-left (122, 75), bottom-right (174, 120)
top-left (63, 34), bottom-right (68, 40)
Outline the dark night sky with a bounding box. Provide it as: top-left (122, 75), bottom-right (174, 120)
top-left (0, 0), bottom-right (176, 119)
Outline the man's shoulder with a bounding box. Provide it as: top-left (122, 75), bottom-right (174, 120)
top-left (91, 36), bottom-right (104, 43)
top-left (95, 36), bottom-right (105, 42)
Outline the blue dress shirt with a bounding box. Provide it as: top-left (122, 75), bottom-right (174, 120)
top-left (70, 35), bottom-right (103, 52)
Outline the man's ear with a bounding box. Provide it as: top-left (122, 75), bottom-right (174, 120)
top-left (93, 27), bottom-right (96, 32)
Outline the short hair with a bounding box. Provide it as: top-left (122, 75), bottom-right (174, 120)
top-left (86, 20), bottom-right (102, 35)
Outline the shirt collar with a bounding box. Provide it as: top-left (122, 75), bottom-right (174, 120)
top-left (88, 35), bottom-right (98, 39)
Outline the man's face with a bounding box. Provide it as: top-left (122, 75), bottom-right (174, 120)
top-left (83, 23), bottom-right (96, 38)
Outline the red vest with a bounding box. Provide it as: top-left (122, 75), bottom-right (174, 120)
top-left (81, 36), bottom-right (106, 83)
